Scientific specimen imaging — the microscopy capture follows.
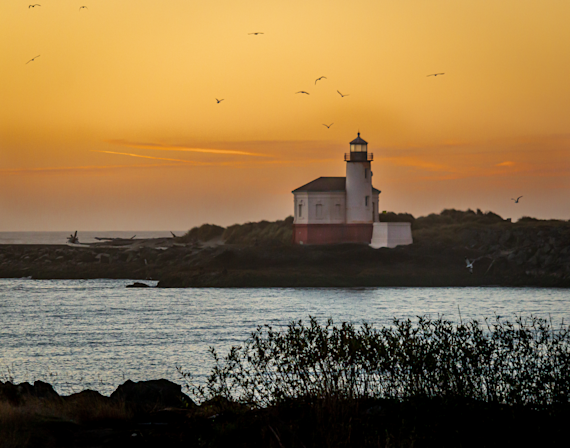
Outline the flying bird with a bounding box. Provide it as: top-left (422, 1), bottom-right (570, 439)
top-left (248, 32), bottom-right (264, 35)
top-left (465, 258), bottom-right (475, 274)
top-left (26, 55), bottom-right (40, 64)
top-left (29, 4), bottom-right (41, 8)
top-left (215, 98), bottom-right (224, 103)
top-left (315, 76), bottom-right (327, 84)
top-left (296, 91), bottom-right (310, 95)
top-left (337, 90), bottom-right (349, 97)
top-left (427, 73), bottom-right (445, 77)
top-left (511, 196), bottom-right (523, 203)
top-left (323, 123), bottom-right (333, 129)
top-left (79, 6), bottom-right (88, 10)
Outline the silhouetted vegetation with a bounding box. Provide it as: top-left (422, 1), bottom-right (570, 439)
top-left (413, 208), bottom-right (504, 230)
top-left (223, 217), bottom-right (293, 245)
top-left (378, 211), bottom-right (415, 223)
top-left (180, 217), bottom-right (294, 245)
top-left (180, 223), bottom-right (225, 242)
top-left (184, 316), bottom-right (570, 408)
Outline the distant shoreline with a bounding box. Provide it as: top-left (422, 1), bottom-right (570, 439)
top-left (1, 242), bottom-right (568, 288)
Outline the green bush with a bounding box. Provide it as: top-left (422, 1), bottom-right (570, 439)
top-left (378, 212), bottom-right (415, 223)
top-left (183, 316), bottom-right (570, 408)
top-left (222, 217), bottom-right (293, 246)
top-left (180, 224), bottom-right (225, 242)
top-left (413, 209), bottom-right (504, 230)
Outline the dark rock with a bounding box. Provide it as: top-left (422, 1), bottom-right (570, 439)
top-left (64, 389), bottom-right (108, 405)
top-left (126, 282), bottom-right (151, 288)
top-left (110, 379), bottom-right (195, 410)
top-left (0, 380), bottom-right (60, 405)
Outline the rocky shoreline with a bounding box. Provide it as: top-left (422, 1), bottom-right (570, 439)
top-left (2, 378), bottom-right (568, 447)
top-left (1, 212), bottom-right (569, 288)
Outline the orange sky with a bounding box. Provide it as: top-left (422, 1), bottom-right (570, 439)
top-left (1, 0), bottom-right (569, 230)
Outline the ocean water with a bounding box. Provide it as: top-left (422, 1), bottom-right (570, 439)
top-left (0, 231), bottom-right (186, 245)
top-left (0, 278), bottom-right (569, 396)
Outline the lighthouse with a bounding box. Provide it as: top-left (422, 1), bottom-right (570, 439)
top-left (291, 133), bottom-right (413, 247)
top-left (291, 133), bottom-right (380, 245)
top-left (346, 133), bottom-right (376, 224)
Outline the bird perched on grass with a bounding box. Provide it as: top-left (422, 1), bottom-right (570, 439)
top-left (215, 98), bottom-right (224, 103)
top-left (323, 123), bottom-right (333, 129)
top-left (427, 73), bottom-right (445, 77)
top-left (511, 196), bottom-right (523, 203)
top-left (296, 91), bottom-right (310, 95)
top-left (337, 90), bottom-right (349, 97)
top-left (315, 76), bottom-right (327, 84)
top-left (26, 55), bottom-right (40, 64)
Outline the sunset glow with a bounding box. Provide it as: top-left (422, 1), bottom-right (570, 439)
top-left (1, 0), bottom-right (569, 230)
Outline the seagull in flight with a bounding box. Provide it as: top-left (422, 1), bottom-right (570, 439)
top-left (337, 90), bottom-right (349, 97)
top-left (465, 258), bottom-right (475, 274)
top-left (296, 91), bottom-right (310, 95)
top-left (427, 73), bottom-right (445, 77)
top-left (215, 98), bottom-right (224, 103)
top-left (79, 6), bottom-right (88, 10)
top-left (315, 76), bottom-right (327, 84)
top-left (26, 55), bottom-right (40, 64)
top-left (511, 196), bottom-right (523, 203)
top-left (29, 4), bottom-right (41, 8)
top-left (248, 32), bottom-right (264, 35)
top-left (323, 123), bottom-right (333, 129)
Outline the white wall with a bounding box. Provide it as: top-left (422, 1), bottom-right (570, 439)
top-left (370, 222), bottom-right (413, 248)
top-left (346, 161), bottom-right (373, 223)
top-left (293, 192), bottom-right (346, 224)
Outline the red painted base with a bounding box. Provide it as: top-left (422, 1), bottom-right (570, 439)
top-left (293, 224), bottom-right (373, 245)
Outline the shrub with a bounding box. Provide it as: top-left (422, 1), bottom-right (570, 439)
top-left (182, 316), bottom-right (570, 408)
top-left (413, 209), bottom-right (504, 230)
top-left (378, 212), bottom-right (415, 223)
top-left (222, 217), bottom-right (293, 246)
top-left (180, 224), bottom-right (225, 243)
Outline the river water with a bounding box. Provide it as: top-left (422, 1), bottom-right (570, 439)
top-left (1, 278), bottom-right (569, 396)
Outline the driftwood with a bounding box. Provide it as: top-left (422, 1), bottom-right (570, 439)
top-left (94, 235), bottom-right (136, 241)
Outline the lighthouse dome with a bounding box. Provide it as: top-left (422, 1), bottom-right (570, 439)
top-left (350, 133), bottom-right (368, 145)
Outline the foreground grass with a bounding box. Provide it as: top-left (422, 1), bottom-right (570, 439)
top-left (183, 316), bottom-right (570, 408)
top-left (0, 394), bottom-right (132, 448)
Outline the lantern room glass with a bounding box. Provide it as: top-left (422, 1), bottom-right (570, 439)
top-left (350, 143), bottom-right (367, 152)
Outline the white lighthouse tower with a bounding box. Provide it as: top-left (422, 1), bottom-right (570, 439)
top-left (346, 133), bottom-right (376, 223)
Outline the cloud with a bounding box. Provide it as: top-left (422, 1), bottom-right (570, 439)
top-left (0, 163), bottom-right (176, 175)
top-left (496, 161), bottom-right (515, 167)
top-left (107, 140), bottom-right (271, 157)
top-left (91, 150), bottom-right (211, 165)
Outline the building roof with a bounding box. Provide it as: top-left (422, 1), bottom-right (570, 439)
top-left (350, 132), bottom-right (368, 145)
top-left (292, 176), bottom-right (380, 194)
top-left (292, 177), bottom-right (345, 193)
